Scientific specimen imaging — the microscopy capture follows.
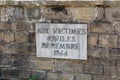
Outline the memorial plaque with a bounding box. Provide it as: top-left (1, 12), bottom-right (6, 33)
top-left (36, 23), bottom-right (87, 60)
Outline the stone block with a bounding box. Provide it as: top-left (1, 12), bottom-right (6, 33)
top-left (118, 36), bottom-right (120, 48)
top-left (0, 22), bottom-right (5, 30)
top-left (4, 69), bottom-right (30, 78)
top-left (28, 45), bottom-right (36, 53)
top-left (30, 71), bottom-right (46, 80)
top-left (0, 43), bottom-right (4, 52)
top-left (0, 32), bottom-right (3, 41)
top-left (10, 53), bottom-right (30, 60)
top-left (110, 49), bottom-right (120, 59)
top-left (15, 32), bottom-right (27, 43)
top-left (47, 73), bottom-right (58, 80)
top-left (105, 8), bottom-right (120, 21)
top-left (103, 66), bottom-right (120, 76)
top-left (28, 32), bottom-right (35, 43)
top-left (11, 60), bottom-right (35, 69)
top-left (114, 21), bottom-right (120, 34)
top-left (116, 60), bottom-right (120, 67)
top-left (3, 43), bottom-right (18, 53)
top-left (26, 8), bottom-right (41, 20)
top-left (93, 59), bottom-right (115, 66)
top-left (107, 77), bottom-right (120, 80)
top-left (0, 22), bottom-right (12, 31)
top-left (60, 73), bottom-right (74, 80)
top-left (0, 59), bottom-right (12, 67)
top-left (88, 48), bottom-right (110, 59)
top-left (3, 32), bottom-right (14, 43)
top-left (42, 6), bottom-right (72, 21)
top-left (34, 61), bottom-right (53, 70)
top-left (93, 75), bottom-right (105, 80)
top-left (1, 7), bottom-right (24, 21)
top-left (69, 7), bottom-right (97, 22)
top-left (11, 22), bottom-right (17, 31)
top-left (0, 53), bottom-right (7, 59)
top-left (55, 60), bottom-right (83, 73)
top-left (4, 22), bottom-right (12, 30)
top-left (47, 73), bottom-right (74, 80)
top-left (88, 34), bottom-right (98, 47)
top-left (16, 21), bottom-right (31, 31)
top-left (75, 74), bottom-right (92, 80)
top-left (18, 44), bottom-right (28, 53)
top-left (99, 35), bottom-right (118, 48)
top-left (0, 22), bottom-right (11, 31)
top-left (104, 1), bottom-right (120, 7)
top-left (96, 8), bottom-right (105, 20)
top-left (93, 75), bottom-right (120, 80)
top-left (90, 22), bottom-right (113, 33)
top-left (84, 65), bottom-right (103, 74)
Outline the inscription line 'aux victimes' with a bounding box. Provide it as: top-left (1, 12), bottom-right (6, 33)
top-left (36, 23), bottom-right (87, 60)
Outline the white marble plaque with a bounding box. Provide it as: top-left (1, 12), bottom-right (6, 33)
top-left (36, 23), bottom-right (87, 60)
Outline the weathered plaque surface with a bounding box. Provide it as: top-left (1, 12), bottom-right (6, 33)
top-left (36, 23), bottom-right (87, 60)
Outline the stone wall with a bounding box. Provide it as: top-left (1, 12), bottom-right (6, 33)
top-left (0, 1), bottom-right (120, 80)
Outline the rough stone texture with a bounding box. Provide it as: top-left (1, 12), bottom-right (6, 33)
top-left (0, 32), bottom-right (3, 41)
top-left (60, 74), bottom-right (74, 80)
top-left (88, 34), bottom-right (98, 47)
top-left (99, 35), bottom-right (118, 48)
top-left (60, 73), bottom-right (74, 80)
top-left (42, 6), bottom-right (72, 21)
top-left (15, 32), bottom-right (27, 43)
top-left (4, 69), bottom-right (30, 78)
top-left (105, 8), bottom-right (120, 21)
top-left (117, 36), bottom-right (120, 52)
top-left (55, 60), bottom-right (83, 73)
top-left (28, 32), bottom-right (35, 43)
top-left (89, 48), bottom-right (110, 59)
top-left (11, 60), bottom-right (35, 69)
top-left (75, 74), bottom-right (92, 80)
top-left (110, 49), bottom-right (120, 59)
top-left (30, 71), bottom-right (46, 80)
top-left (93, 75), bottom-right (120, 80)
top-left (90, 22), bottom-right (114, 33)
top-left (104, 66), bottom-right (120, 76)
top-left (69, 7), bottom-right (97, 22)
top-left (115, 60), bottom-right (120, 67)
top-left (84, 65), bottom-right (103, 74)
top-left (18, 44), bottom-right (28, 53)
top-left (28, 44), bottom-right (36, 53)
top-left (15, 21), bottom-right (31, 31)
top-left (3, 43), bottom-right (18, 53)
top-left (3, 32), bottom-right (14, 43)
top-left (47, 73), bottom-right (59, 80)
top-left (1, 7), bottom-right (24, 21)
top-left (96, 8), bottom-right (105, 20)
top-left (26, 8), bottom-right (41, 20)
top-left (114, 21), bottom-right (120, 34)
top-left (34, 61), bottom-right (53, 70)
top-left (10, 53), bottom-right (30, 60)
top-left (0, 22), bottom-right (5, 30)
top-left (93, 59), bottom-right (115, 66)
top-left (0, 59), bottom-right (12, 67)
top-left (47, 73), bottom-right (74, 80)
